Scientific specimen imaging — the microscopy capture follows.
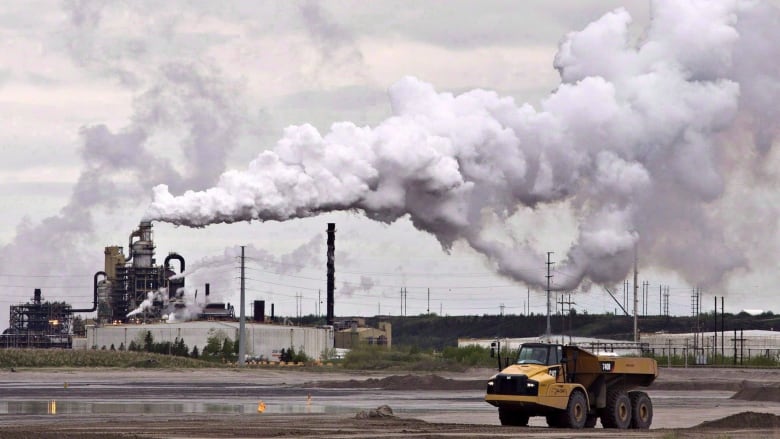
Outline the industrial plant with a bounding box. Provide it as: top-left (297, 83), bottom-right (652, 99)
top-left (0, 221), bottom-right (389, 362)
top-left (99, 220), bottom-right (186, 324)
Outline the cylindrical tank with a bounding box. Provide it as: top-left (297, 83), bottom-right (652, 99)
top-left (131, 221), bottom-right (155, 268)
top-left (97, 279), bottom-right (112, 323)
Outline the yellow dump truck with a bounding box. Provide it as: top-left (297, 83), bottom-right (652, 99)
top-left (485, 342), bottom-right (658, 429)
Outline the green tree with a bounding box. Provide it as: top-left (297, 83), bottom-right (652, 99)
top-left (221, 338), bottom-right (235, 362)
top-left (203, 331), bottom-right (225, 359)
top-left (72, 316), bottom-right (86, 337)
top-left (143, 331), bottom-right (154, 352)
top-left (190, 345), bottom-right (199, 359)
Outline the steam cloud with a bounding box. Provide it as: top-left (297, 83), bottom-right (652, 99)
top-left (0, 2), bottom-right (244, 328)
top-left (147, 1), bottom-right (780, 292)
top-left (166, 236), bottom-right (324, 322)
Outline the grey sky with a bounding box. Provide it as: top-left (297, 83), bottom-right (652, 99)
top-left (0, 1), bottom-right (778, 329)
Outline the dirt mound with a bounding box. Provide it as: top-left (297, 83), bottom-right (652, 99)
top-left (730, 381), bottom-right (780, 402)
top-left (649, 380), bottom-right (742, 391)
top-left (304, 374), bottom-right (485, 391)
top-left (696, 412), bottom-right (780, 429)
top-left (356, 405), bottom-right (395, 419)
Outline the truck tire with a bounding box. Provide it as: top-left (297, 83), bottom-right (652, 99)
top-left (600, 391), bottom-right (631, 429)
top-left (629, 391), bottom-right (653, 429)
top-left (558, 391), bottom-right (587, 429)
top-left (499, 407), bottom-right (529, 426)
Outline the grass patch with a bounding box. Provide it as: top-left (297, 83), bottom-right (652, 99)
top-left (0, 349), bottom-right (226, 369)
top-left (341, 345), bottom-right (505, 371)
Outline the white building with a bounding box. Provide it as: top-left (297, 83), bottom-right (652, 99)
top-left (77, 321), bottom-right (333, 362)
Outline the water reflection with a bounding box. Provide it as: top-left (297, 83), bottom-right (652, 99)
top-left (0, 400), bottom-right (350, 415)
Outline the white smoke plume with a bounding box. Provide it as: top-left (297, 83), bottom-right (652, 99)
top-left (167, 235), bottom-right (324, 321)
top-left (147, 0), bottom-right (780, 292)
top-left (339, 276), bottom-right (375, 298)
top-left (127, 290), bottom-right (161, 318)
top-left (0, 2), bottom-right (245, 328)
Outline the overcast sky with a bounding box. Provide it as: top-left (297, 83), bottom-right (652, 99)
top-left (1, 1), bottom-right (779, 330)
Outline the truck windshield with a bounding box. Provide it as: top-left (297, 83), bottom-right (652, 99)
top-left (516, 346), bottom-right (551, 365)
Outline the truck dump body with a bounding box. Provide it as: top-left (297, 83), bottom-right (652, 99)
top-left (485, 342), bottom-right (658, 429)
top-left (563, 345), bottom-right (658, 389)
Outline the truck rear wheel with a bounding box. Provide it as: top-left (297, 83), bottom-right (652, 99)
top-left (629, 391), bottom-right (653, 429)
top-left (559, 391), bottom-right (587, 428)
top-left (601, 391), bottom-right (631, 429)
top-left (498, 407), bottom-right (529, 426)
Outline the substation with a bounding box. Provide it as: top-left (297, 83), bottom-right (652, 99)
top-left (1, 221), bottom-right (338, 361)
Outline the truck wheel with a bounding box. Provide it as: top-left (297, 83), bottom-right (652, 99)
top-left (498, 407), bottom-right (529, 426)
top-left (559, 391), bottom-right (587, 429)
top-left (600, 391), bottom-right (631, 429)
top-left (629, 391), bottom-right (653, 429)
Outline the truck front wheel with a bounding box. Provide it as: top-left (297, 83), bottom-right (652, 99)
top-left (560, 391), bottom-right (587, 428)
top-left (629, 391), bottom-right (653, 429)
top-left (498, 407), bottom-right (529, 426)
top-left (601, 391), bottom-right (631, 429)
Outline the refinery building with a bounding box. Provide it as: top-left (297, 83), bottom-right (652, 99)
top-left (2, 221), bottom-right (337, 362)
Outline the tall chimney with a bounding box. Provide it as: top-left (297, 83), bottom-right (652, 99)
top-left (327, 223), bottom-right (335, 326)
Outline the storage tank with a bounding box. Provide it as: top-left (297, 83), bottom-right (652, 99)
top-left (131, 221), bottom-right (155, 268)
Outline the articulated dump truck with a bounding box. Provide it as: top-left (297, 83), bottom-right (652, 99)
top-left (485, 342), bottom-right (658, 429)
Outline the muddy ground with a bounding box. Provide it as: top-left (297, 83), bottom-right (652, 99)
top-left (0, 367), bottom-right (778, 438)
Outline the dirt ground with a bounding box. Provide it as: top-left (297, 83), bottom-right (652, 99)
top-left (0, 367), bottom-right (778, 438)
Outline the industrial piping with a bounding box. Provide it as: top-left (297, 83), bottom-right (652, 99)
top-left (70, 271), bottom-right (107, 313)
top-left (164, 253), bottom-right (185, 273)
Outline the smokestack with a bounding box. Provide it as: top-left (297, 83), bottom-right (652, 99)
top-left (271, 303), bottom-right (275, 322)
top-left (253, 300), bottom-right (265, 322)
top-left (205, 283), bottom-right (210, 302)
top-left (327, 223), bottom-right (335, 326)
top-left (33, 288), bottom-right (42, 304)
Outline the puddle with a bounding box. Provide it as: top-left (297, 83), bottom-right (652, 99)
top-left (0, 400), bottom-right (356, 416)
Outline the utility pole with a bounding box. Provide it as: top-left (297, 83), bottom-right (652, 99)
top-left (721, 296), bottom-right (724, 359)
top-left (714, 296), bottom-right (718, 362)
top-left (633, 243), bottom-right (639, 342)
top-left (557, 294), bottom-right (575, 344)
top-left (238, 246), bottom-right (246, 367)
top-left (318, 289), bottom-right (321, 318)
top-left (527, 287), bottom-right (530, 316)
top-left (427, 288), bottom-right (430, 315)
top-left (546, 252), bottom-right (554, 342)
top-left (663, 286), bottom-right (670, 318)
